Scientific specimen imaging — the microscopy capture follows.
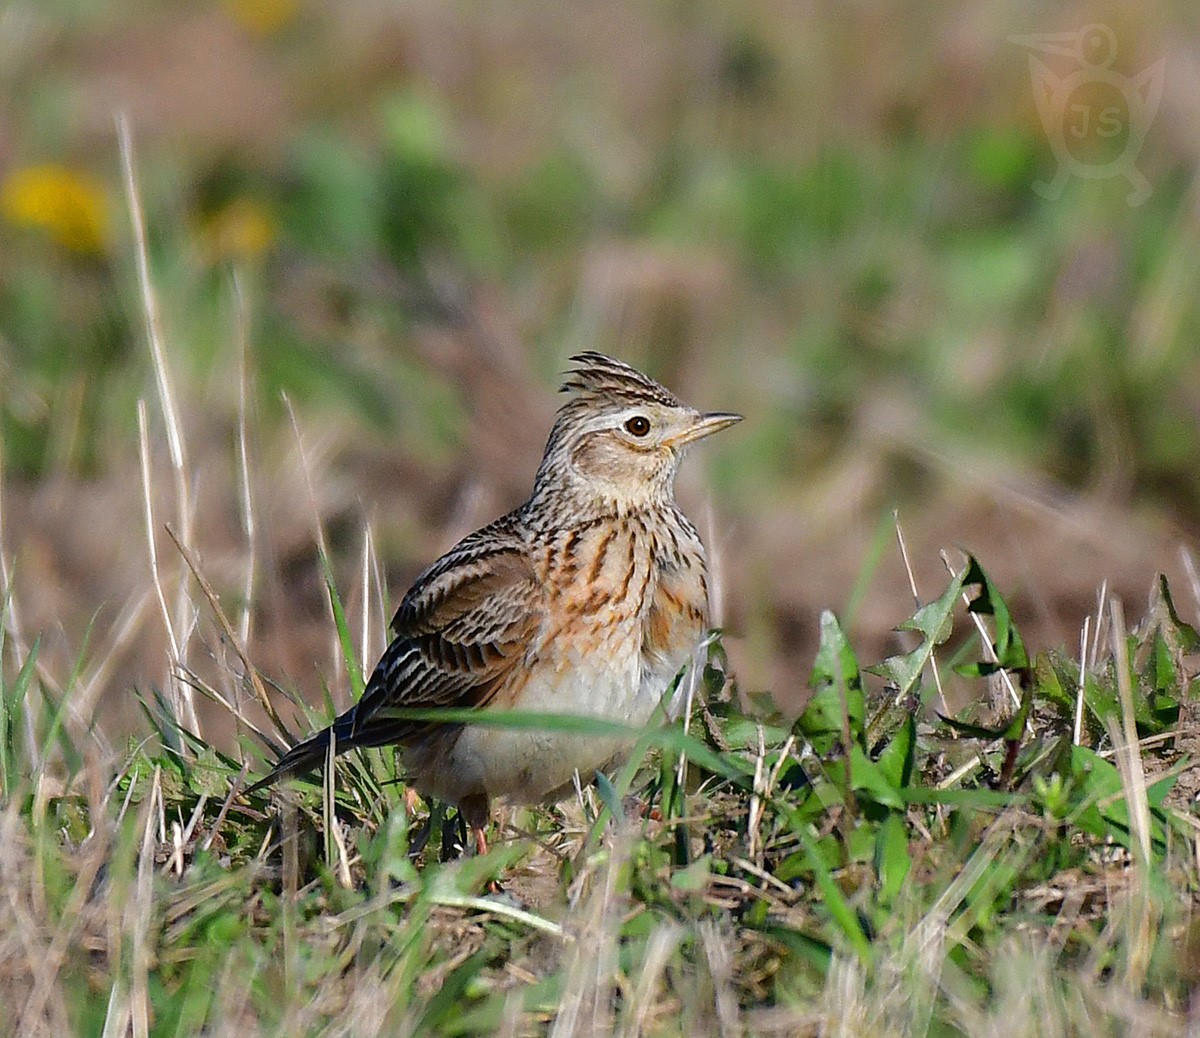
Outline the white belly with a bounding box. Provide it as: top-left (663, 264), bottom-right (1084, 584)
top-left (415, 630), bottom-right (694, 807)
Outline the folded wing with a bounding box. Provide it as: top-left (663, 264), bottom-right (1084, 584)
top-left (251, 511), bottom-right (540, 788)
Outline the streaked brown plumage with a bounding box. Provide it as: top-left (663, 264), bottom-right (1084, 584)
top-left (251, 352), bottom-right (740, 849)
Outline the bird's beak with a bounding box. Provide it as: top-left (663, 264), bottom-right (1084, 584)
top-left (669, 411), bottom-right (742, 448)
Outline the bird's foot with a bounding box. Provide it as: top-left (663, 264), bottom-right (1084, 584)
top-left (472, 824), bottom-right (489, 857)
top-left (623, 795), bottom-right (663, 822)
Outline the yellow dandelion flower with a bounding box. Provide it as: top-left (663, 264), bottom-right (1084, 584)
top-left (200, 197), bottom-right (277, 263)
top-left (221, 0), bottom-right (300, 36)
top-left (1, 163), bottom-right (110, 253)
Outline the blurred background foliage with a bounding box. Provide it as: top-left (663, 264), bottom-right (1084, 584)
top-left (1, 0), bottom-right (1199, 717)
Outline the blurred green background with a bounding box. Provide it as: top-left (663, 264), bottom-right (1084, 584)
top-left (2, 0), bottom-right (1199, 716)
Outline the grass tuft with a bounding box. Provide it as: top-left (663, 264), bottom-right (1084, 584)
top-left (0, 543), bottom-right (1185, 1033)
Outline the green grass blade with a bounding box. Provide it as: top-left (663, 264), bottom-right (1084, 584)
top-left (319, 549), bottom-right (365, 701)
top-left (797, 826), bottom-right (872, 963)
top-left (1, 637), bottom-right (39, 799)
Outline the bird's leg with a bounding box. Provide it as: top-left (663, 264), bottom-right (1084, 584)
top-left (623, 794), bottom-right (663, 822)
top-left (459, 791), bottom-right (502, 892)
top-left (460, 792), bottom-right (491, 856)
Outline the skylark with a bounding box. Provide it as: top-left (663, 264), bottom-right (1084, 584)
top-left (252, 352), bottom-right (740, 851)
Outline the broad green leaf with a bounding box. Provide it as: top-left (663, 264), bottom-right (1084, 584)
top-left (593, 769), bottom-right (623, 820)
top-left (959, 555), bottom-right (1029, 673)
top-left (1140, 574), bottom-right (1200, 654)
top-left (875, 812), bottom-right (911, 903)
top-left (671, 854), bottom-right (712, 893)
top-left (1067, 746), bottom-right (1173, 851)
top-left (849, 745), bottom-right (905, 811)
top-left (1146, 632), bottom-right (1177, 695)
top-left (875, 713), bottom-right (916, 789)
top-left (1034, 651), bottom-right (1074, 716)
top-left (798, 611), bottom-right (865, 752)
top-left (869, 568), bottom-right (965, 703)
top-left (718, 715), bottom-right (792, 750)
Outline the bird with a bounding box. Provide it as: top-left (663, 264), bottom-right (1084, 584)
top-left (249, 351), bottom-right (741, 854)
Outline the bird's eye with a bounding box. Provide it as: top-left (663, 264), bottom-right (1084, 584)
top-left (624, 415), bottom-right (651, 437)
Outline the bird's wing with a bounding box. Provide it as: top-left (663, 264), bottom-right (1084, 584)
top-left (347, 511), bottom-right (541, 745)
top-left (248, 512), bottom-right (540, 788)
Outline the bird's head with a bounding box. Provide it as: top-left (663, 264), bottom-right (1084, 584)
top-left (532, 352), bottom-right (741, 514)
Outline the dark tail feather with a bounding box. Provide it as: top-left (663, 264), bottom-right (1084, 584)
top-left (245, 709), bottom-right (358, 794)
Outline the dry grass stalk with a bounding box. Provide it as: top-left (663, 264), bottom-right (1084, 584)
top-left (1107, 596), bottom-right (1157, 991)
top-left (232, 274), bottom-right (258, 651)
top-left (164, 524), bottom-right (289, 740)
top-left (118, 116), bottom-right (199, 736)
top-left (892, 511), bottom-right (947, 713)
top-left (282, 393), bottom-right (346, 695)
top-left (1074, 616), bottom-right (1090, 746)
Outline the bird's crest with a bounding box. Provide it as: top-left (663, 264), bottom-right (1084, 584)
top-left (559, 352), bottom-right (680, 412)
